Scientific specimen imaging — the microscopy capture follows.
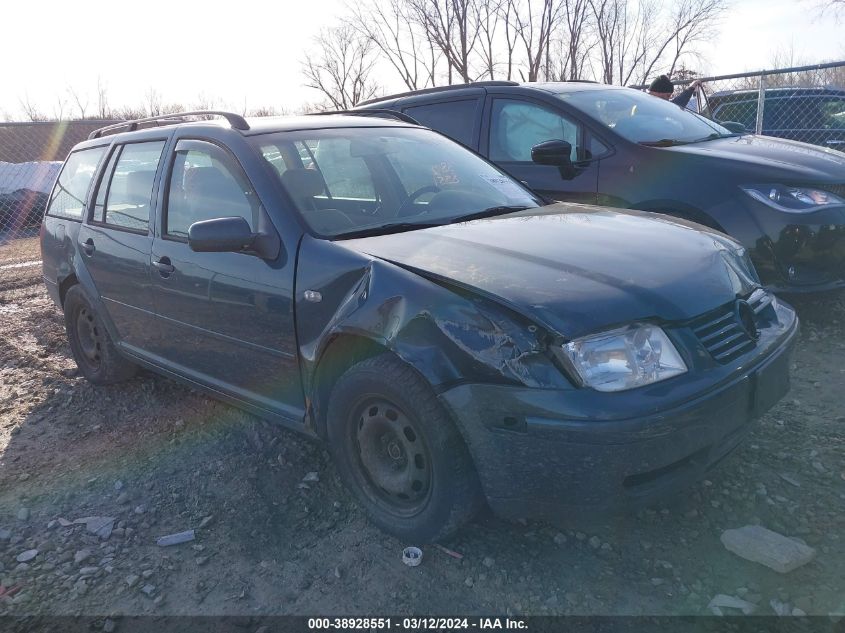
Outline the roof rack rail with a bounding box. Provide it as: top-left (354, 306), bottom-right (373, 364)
top-left (88, 111), bottom-right (250, 140)
top-left (358, 81), bottom-right (519, 106)
top-left (309, 109), bottom-right (420, 125)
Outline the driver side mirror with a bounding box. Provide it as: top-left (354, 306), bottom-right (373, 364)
top-left (531, 140), bottom-right (579, 180)
top-left (188, 216), bottom-right (280, 260)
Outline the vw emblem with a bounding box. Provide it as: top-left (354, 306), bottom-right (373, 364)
top-left (735, 300), bottom-right (759, 340)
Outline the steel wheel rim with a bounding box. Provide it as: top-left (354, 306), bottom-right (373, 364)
top-left (75, 306), bottom-right (102, 369)
top-left (350, 397), bottom-right (432, 517)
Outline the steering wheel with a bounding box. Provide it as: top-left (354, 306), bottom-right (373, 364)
top-left (396, 185), bottom-right (442, 217)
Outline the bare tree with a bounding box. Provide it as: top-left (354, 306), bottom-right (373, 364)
top-left (67, 86), bottom-right (89, 119)
top-left (407, 0), bottom-right (481, 83)
top-left (96, 77), bottom-right (111, 119)
top-left (556, 0), bottom-right (593, 80)
top-left (349, 0), bottom-right (439, 90)
top-left (19, 94), bottom-right (48, 121)
top-left (302, 25), bottom-right (380, 109)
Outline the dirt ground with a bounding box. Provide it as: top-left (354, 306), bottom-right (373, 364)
top-left (0, 279), bottom-right (843, 620)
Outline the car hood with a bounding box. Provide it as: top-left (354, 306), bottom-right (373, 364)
top-left (339, 205), bottom-right (759, 339)
top-left (664, 134), bottom-right (845, 181)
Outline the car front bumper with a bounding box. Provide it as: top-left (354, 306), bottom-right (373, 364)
top-left (741, 199), bottom-right (845, 293)
top-left (438, 301), bottom-right (799, 521)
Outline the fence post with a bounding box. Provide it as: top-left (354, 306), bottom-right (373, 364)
top-left (754, 73), bottom-right (766, 135)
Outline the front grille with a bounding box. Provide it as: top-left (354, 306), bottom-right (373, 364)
top-left (689, 290), bottom-right (771, 364)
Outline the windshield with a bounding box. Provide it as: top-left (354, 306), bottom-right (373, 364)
top-left (559, 88), bottom-right (733, 145)
top-left (251, 126), bottom-right (541, 237)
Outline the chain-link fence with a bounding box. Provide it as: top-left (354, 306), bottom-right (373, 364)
top-left (0, 121), bottom-right (117, 290)
top-left (636, 61), bottom-right (845, 150)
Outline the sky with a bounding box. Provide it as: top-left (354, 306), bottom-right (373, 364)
top-left (2, 0), bottom-right (843, 120)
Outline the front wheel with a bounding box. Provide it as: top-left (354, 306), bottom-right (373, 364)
top-left (326, 354), bottom-right (483, 542)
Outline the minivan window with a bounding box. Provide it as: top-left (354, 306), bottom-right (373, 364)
top-left (165, 146), bottom-right (259, 239)
top-left (46, 147), bottom-right (106, 220)
top-left (96, 141), bottom-right (165, 232)
top-left (490, 100), bottom-right (580, 162)
top-left (403, 99), bottom-right (480, 146)
top-left (560, 88), bottom-right (731, 144)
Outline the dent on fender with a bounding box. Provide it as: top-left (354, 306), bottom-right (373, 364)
top-left (295, 236), bottom-right (570, 429)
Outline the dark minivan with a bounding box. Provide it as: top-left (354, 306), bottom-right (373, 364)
top-left (41, 112), bottom-right (797, 541)
top-left (358, 81), bottom-right (845, 293)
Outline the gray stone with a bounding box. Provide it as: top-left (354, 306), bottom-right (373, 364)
top-left (721, 525), bottom-right (816, 573)
top-left (116, 492), bottom-right (130, 505)
top-left (141, 583), bottom-right (156, 596)
top-left (302, 471), bottom-right (320, 482)
top-left (0, 528), bottom-right (11, 541)
top-left (73, 516), bottom-right (115, 539)
top-left (125, 573), bottom-right (140, 587)
top-left (73, 578), bottom-right (88, 595)
top-left (16, 508), bottom-right (30, 521)
top-left (74, 549), bottom-right (92, 565)
top-left (588, 536), bottom-right (601, 549)
top-left (770, 598), bottom-right (791, 616)
top-left (482, 557), bottom-right (495, 568)
top-left (16, 549), bottom-right (38, 563)
top-left (707, 594), bottom-right (757, 615)
top-left (553, 532), bottom-right (567, 545)
top-left (103, 619), bottom-right (116, 633)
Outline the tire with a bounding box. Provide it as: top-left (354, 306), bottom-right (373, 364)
top-left (326, 354), bottom-right (483, 542)
top-left (63, 285), bottom-right (136, 385)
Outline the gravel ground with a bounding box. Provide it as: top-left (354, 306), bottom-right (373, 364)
top-left (0, 280), bottom-right (843, 619)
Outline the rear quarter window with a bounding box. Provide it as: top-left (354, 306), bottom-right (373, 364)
top-left (403, 99), bottom-right (480, 147)
top-left (46, 147), bottom-right (107, 220)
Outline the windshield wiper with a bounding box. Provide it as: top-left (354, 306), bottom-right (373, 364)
top-left (333, 221), bottom-right (444, 240)
top-left (640, 138), bottom-right (693, 147)
top-left (448, 205), bottom-right (530, 224)
top-left (332, 206), bottom-right (531, 239)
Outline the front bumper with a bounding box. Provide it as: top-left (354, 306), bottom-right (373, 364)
top-left (438, 301), bottom-right (799, 521)
top-left (741, 198), bottom-right (845, 292)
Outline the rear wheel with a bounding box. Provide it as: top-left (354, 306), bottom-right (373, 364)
top-left (326, 354), bottom-right (483, 542)
top-left (63, 285), bottom-right (136, 384)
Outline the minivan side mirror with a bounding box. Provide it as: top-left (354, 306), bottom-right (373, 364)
top-left (531, 139), bottom-right (579, 180)
top-left (188, 216), bottom-right (280, 260)
top-left (531, 139), bottom-right (573, 166)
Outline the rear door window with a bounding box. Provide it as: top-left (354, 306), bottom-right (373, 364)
top-left (92, 141), bottom-right (165, 232)
top-left (46, 147), bottom-right (107, 220)
top-left (403, 99), bottom-right (481, 147)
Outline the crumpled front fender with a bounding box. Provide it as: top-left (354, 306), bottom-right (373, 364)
top-left (295, 236), bottom-right (571, 431)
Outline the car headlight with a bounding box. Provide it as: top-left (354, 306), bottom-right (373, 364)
top-left (561, 324), bottom-right (687, 392)
top-left (741, 184), bottom-right (845, 213)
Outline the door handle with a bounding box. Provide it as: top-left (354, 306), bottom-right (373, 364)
top-left (81, 238), bottom-right (95, 256)
top-left (153, 256), bottom-right (175, 275)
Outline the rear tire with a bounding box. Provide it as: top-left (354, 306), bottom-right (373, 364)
top-left (63, 285), bottom-right (136, 385)
top-left (326, 354), bottom-right (483, 542)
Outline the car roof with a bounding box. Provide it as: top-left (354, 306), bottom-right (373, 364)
top-left (360, 80), bottom-right (622, 106)
top-left (69, 114), bottom-right (419, 153)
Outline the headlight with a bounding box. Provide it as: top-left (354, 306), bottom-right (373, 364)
top-left (561, 324), bottom-right (687, 392)
top-left (741, 184), bottom-right (845, 213)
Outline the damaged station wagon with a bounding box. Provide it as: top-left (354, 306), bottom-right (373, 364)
top-left (41, 111), bottom-right (799, 541)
